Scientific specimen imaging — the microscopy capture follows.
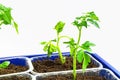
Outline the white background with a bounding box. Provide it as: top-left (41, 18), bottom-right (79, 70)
top-left (0, 0), bottom-right (120, 72)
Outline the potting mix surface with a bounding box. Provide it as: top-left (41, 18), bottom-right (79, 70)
top-left (33, 57), bottom-right (98, 73)
top-left (0, 64), bottom-right (28, 75)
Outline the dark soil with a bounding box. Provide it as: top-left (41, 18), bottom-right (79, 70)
top-left (0, 64), bottom-right (28, 75)
top-left (0, 76), bottom-right (31, 80)
top-left (32, 57), bottom-right (98, 73)
top-left (38, 73), bottom-right (106, 80)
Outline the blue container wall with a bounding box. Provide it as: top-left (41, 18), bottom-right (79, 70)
top-left (0, 58), bottom-right (27, 66)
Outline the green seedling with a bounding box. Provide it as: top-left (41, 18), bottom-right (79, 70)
top-left (0, 4), bottom-right (19, 33)
top-left (41, 21), bottom-right (70, 64)
top-left (64, 11), bottom-right (100, 80)
top-left (0, 4), bottom-right (18, 69)
top-left (0, 61), bottom-right (10, 69)
top-left (41, 11), bottom-right (100, 80)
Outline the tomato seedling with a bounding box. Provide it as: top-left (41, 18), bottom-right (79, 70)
top-left (41, 21), bottom-right (69, 64)
top-left (41, 11), bottom-right (100, 80)
top-left (64, 11), bottom-right (100, 80)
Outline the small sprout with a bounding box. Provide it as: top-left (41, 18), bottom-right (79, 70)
top-left (41, 21), bottom-right (68, 64)
top-left (0, 61), bottom-right (10, 69)
top-left (66, 11), bottom-right (100, 80)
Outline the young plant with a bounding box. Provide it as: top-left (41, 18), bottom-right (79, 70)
top-left (0, 4), bottom-right (19, 33)
top-left (41, 11), bottom-right (100, 80)
top-left (0, 4), bottom-right (19, 69)
top-left (64, 11), bottom-right (100, 80)
top-left (41, 21), bottom-right (68, 64)
top-left (0, 61), bottom-right (10, 69)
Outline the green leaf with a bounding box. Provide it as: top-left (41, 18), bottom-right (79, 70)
top-left (77, 50), bottom-right (84, 63)
top-left (48, 45), bottom-right (52, 57)
top-left (84, 41), bottom-right (96, 47)
top-left (0, 4), bottom-right (10, 11)
top-left (73, 11), bottom-right (100, 29)
top-left (54, 21), bottom-right (65, 33)
top-left (0, 4), bottom-right (19, 33)
top-left (0, 61), bottom-right (10, 69)
top-left (82, 53), bottom-right (91, 71)
top-left (63, 38), bottom-right (76, 56)
top-left (48, 44), bottom-right (57, 57)
top-left (81, 41), bottom-right (95, 52)
top-left (87, 11), bottom-right (99, 21)
top-left (2, 11), bottom-right (11, 24)
top-left (80, 20), bottom-right (87, 28)
top-left (51, 39), bottom-right (57, 42)
top-left (73, 14), bottom-right (88, 29)
top-left (3, 9), bottom-right (12, 24)
top-left (50, 44), bottom-right (57, 52)
top-left (5, 8), bottom-right (12, 21)
top-left (40, 41), bottom-right (47, 45)
top-left (87, 19), bottom-right (100, 28)
top-left (76, 16), bottom-right (84, 20)
top-left (41, 40), bottom-right (57, 57)
top-left (72, 20), bottom-right (79, 27)
top-left (0, 4), bottom-right (12, 25)
top-left (63, 41), bottom-right (70, 44)
top-left (13, 21), bottom-right (19, 34)
top-left (85, 53), bottom-right (91, 63)
top-left (43, 43), bottom-right (49, 52)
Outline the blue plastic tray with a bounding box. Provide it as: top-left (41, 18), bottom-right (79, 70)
top-left (36, 68), bottom-right (119, 80)
top-left (91, 53), bottom-right (120, 78)
top-left (25, 52), bottom-right (120, 78)
top-left (0, 57), bottom-right (33, 77)
top-left (0, 52), bottom-right (120, 79)
top-left (23, 52), bottom-right (120, 78)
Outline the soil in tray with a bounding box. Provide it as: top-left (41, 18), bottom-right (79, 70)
top-left (38, 74), bottom-right (106, 80)
top-left (0, 76), bottom-right (31, 80)
top-left (32, 57), bottom-right (98, 73)
top-left (0, 64), bottom-right (28, 75)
